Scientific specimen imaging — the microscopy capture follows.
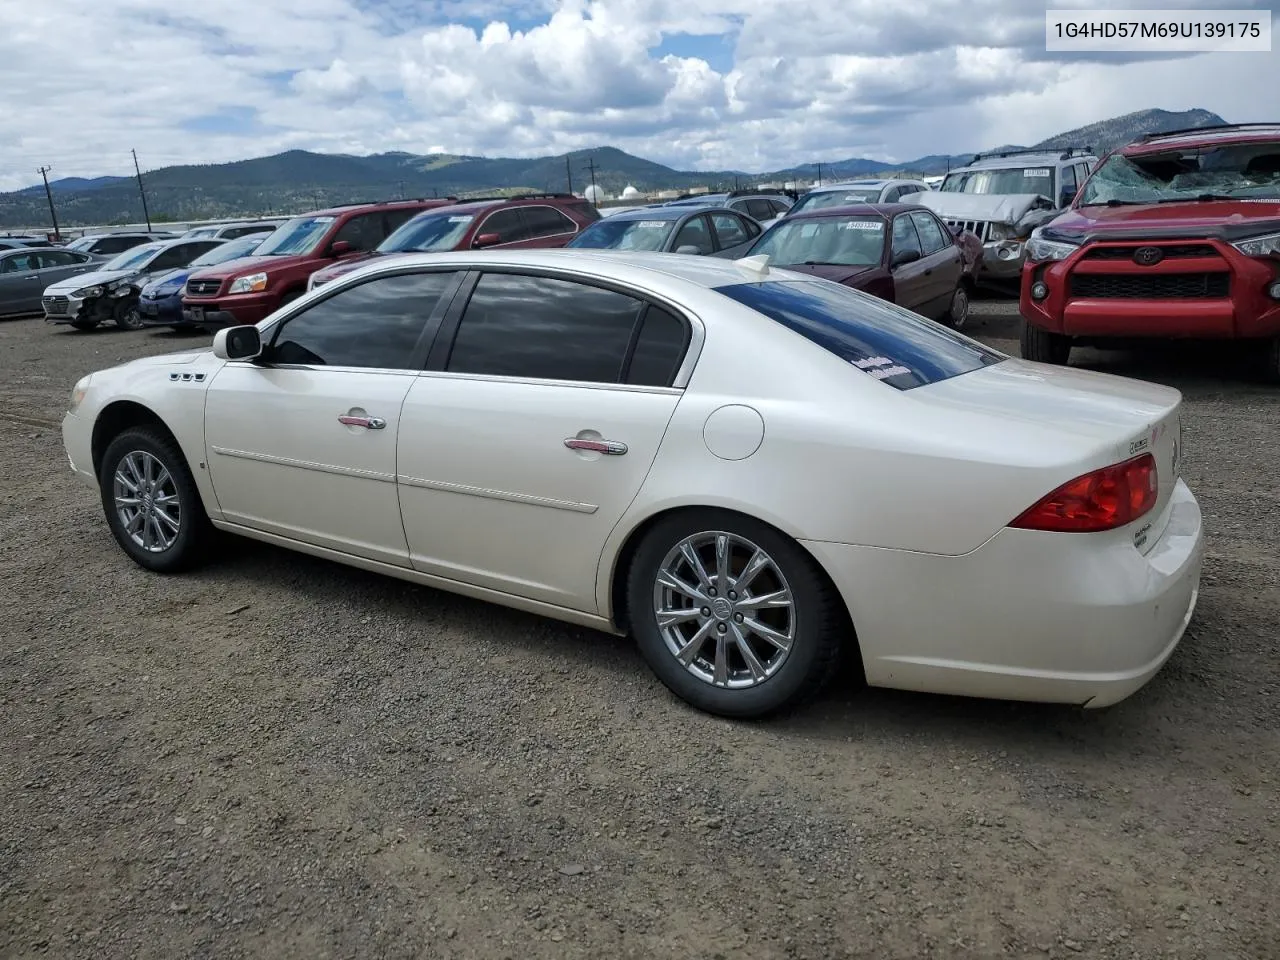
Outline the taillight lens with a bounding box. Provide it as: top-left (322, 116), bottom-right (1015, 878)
top-left (1009, 453), bottom-right (1157, 533)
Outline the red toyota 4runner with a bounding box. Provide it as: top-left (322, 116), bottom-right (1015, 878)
top-left (1020, 123), bottom-right (1280, 379)
top-left (306, 193), bottom-right (600, 290)
top-left (181, 198), bottom-right (455, 328)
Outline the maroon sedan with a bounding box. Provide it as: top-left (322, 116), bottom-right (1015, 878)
top-left (741, 203), bottom-right (971, 328)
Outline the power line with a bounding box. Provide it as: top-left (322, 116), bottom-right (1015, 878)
top-left (131, 149), bottom-right (153, 231)
top-left (37, 165), bottom-right (60, 239)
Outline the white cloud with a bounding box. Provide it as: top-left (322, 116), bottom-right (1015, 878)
top-left (0, 0), bottom-right (1276, 191)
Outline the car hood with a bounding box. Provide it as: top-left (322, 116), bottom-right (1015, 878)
top-left (912, 191), bottom-right (1054, 224)
top-left (188, 252), bottom-right (314, 280)
top-left (769, 263), bottom-right (876, 285)
top-left (1044, 200), bottom-right (1280, 241)
top-left (44, 268), bottom-right (137, 293)
top-left (314, 251), bottom-right (385, 280)
top-left (143, 268), bottom-right (191, 291)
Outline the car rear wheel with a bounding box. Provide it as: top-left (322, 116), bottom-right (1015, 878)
top-left (98, 427), bottom-right (213, 573)
top-left (625, 510), bottom-right (846, 718)
top-left (943, 283), bottom-right (970, 330)
top-left (113, 300), bottom-right (144, 330)
top-left (1020, 319), bottom-right (1072, 365)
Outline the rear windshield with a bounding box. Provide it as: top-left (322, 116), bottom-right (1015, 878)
top-left (714, 279), bottom-right (1005, 390)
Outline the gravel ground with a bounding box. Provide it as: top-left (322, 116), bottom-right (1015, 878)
top-left (1, 299), bottom-right (1278, 960)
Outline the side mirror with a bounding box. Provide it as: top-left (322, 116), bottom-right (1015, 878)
top-left (330, 240), bottom-right (353, 257)
top-left (212, 325), bottom-right (263, 361)
top-left (675, 245), bottom-right (702, 255)
top-left (472, 232), bottom-right (502, 249)
top-left (891, 249), bottom-right (921, 268)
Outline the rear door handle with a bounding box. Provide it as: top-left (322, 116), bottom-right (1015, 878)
top-left (339, 414), bottom-right (386, 429)
top-left (565, 438), bottom-right (628, 455)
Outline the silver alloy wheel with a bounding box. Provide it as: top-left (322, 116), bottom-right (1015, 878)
top-left (950, 286), bottom-right (970, 329)
top-left (652, 531), bottom-right (796, 689)
top-left (112, 450), bottom-right (181, 553)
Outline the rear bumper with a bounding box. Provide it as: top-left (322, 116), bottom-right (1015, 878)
top-left (803, 478), bottom-right (1204, 708)
top-left (138, 296), bottom-right (185, 326)
top-left (1021, 241), bottom-right (1280, 339)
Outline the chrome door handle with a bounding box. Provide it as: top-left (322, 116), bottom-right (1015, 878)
top-left (339, 414), bottom-right (386, 429)
top-left (565, 437), bottom-right (627, 455)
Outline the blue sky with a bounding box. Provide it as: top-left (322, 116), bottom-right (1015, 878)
top-left (1, 0), bottom-right (1277, 190)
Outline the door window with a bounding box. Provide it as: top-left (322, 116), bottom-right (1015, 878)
top-left (382, 208), bottom-right (420, 237)
top-left (710, 214), bottom-right (750, 248)
top-left (445, 272), bottom-right (648, 383)
top-left (0, 255), bottom-right (25, 273)
top-left (36, 250), bottom-right (88, 268)
top-left (1059, 164), bottom-right (1078, 205)
top-left (909, 212), bottom-right (949, 256)
top-left (891, 216), bottom-right (923, 261)
top-left (672, 216), bottom-right (714, 254)
top-left (624, 306), bottom-right (689, 387)
top-left (268, 270), bottom-right (459, 368)
top-left (477, 208), bottom-right (529, 244)
top-left (97, 237), bottom-right (142, 254)
top-left (521, 206), bottom-right (577, 239)
top-left (332, 212), bottom-right (387, 252)
top-left (744, 199), bottom-right (776, 221)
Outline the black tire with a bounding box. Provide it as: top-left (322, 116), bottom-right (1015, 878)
top-left (1020, 318), bottom-right (1072, 365)
top-left (625, 509), bottom-right (847, 719)
top-left (1262, 338), bottom-right (1280, 384)
top-left (98, 426), bottom-right (213, 573)
top-left (113, 299), bottom-right (144, 330)
top-left (70, 319), bottom-right (99, 331)
top-left (943, 282), bottom-right (971, 330)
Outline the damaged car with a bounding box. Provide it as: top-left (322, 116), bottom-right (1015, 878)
top-left (905, 147), bottom-right (1098, 288)
top-left (42, 238), bottom-right (224, 331)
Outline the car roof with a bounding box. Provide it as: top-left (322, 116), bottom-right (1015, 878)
top-left (956, 152), bottom-right (1082, 171)
top-left (604, 205), bottom-right (742, 222)
top-left (809, 180), bottom-right (894, 191)
top-left (785, 202), bottom-right (920, 221)
top-left (320, 248), bottom-right (827, 293)
top-left (304, 199), bottom-right (453, 218)
top-left (1120, 125), bottom-right (1280, 155)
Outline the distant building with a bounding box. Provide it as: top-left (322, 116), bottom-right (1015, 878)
top-left (620, 184), bottom-right (642, 200)
top-left (583, 184), bottom-right (606, 203)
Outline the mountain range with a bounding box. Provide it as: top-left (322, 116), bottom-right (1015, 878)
top-left (0, 108), bottom-right (1227, 229)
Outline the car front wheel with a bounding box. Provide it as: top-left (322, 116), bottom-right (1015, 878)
top-left (626, 510), bottom-right (846, 718)
top-left (113, 299), bottom-right (144, 330)
top-left (98, 427), bottom-right (213, 573)
top-left (943, 283), bottom-right (970, 330)
top-left (1020, 319), bottom-right (1072, 365)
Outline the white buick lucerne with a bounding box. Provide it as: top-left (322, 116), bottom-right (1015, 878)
top-left (61, 249), bottom-right (1203, 718)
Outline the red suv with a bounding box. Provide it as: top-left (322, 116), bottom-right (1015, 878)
top-left (307, 193), bottom-right (600, 290)
top-left (1020, 123), bottom-right (1280, 379)
top-left (181, 198), bottom-right (455, 328)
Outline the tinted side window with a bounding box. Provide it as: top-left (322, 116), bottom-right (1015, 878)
top-left (624, 306), bottom-right (689, 387)
top-left (37, 250), bottom-right (83, 268)
top-left (1060, 164), bottom-right (1078, 203)
top-left (479, 209), bottom-right (528, 244)
top-left (99, 237), bottom-right (139, 254)
top-left (269, 271), bottom-right (458, 368)
top-left (225, 225), bottom-right (273, 239)
top-left (522, 206), bottom-right (577, 239)
top-left (715, 280), bottom-right (1004, 391)
top-left (672, 216), bottom-right (714, 254)
top-left (446, 273), bottom-right (644, 383)
top-left (148, 246), bottom-right (190, 270)
top-left (891, 216), bottom-right (922, 259)
top-left (745, 199), bottom-right (775, 221)
top-left (711, 214), bottom-right (750, 248)
top-left (382, 208), bottom-right (420, 236)
top-left (910, 212), bottom-right (948, 256)
top-left (333, 212), bottom-right (386, 252)
top-left (0, 256), bottom-right (20, 273)
top-left (769, 199), bottom-right (791, 216)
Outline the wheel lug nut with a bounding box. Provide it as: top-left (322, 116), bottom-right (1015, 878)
top-left (734, 613), bottom-right (744, 623)
top-left (701, 607), bottom-right (711, 617)
top-left (716, 623), bottom-right (727, 633)
top-left (728, 591), bottom-right (737, 600)
top-left (708, 588), bottom-right (717, 597)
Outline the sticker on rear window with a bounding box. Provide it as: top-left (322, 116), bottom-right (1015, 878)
top-left (447, 216), bottom-right (474, 223)
top-left (839, 220), bottom-right (881, 230)
top-left (1023, 168), bottom-right (1051, 177)
top-left (636, 221), bottom-right (668, 228)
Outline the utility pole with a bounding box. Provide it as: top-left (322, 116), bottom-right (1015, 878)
top-left (131, 149), bottom-right (152, 230)
top-left (565, 156), bottom-right (574, 195)
top-left (584, 156), bottom-right (598, 198)
top-left (816, 162), bottom-right (823, 186)
top-left (396, 180), bottom-right (406, 199)
top-left (37, 165), bottom-right (60, 240)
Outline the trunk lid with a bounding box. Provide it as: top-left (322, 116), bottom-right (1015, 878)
top-left (918, 359), bottom-right (1183, 552)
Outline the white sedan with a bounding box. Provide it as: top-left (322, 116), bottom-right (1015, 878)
top-left (61, 250), bottom-right (1204, 718)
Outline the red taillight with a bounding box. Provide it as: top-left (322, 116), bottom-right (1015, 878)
top-left (1009, 453), bottom-right (1158, 533)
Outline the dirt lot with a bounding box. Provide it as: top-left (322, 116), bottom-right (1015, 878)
top-left (1, 302), bottom-right (1278, 960)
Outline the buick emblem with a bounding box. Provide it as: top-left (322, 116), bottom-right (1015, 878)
top-left (1133, 246), bottom-right (1163, 266)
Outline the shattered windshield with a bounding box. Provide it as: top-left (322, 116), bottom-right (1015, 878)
top-left (1078, 143), bottom-right (1280, 205)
